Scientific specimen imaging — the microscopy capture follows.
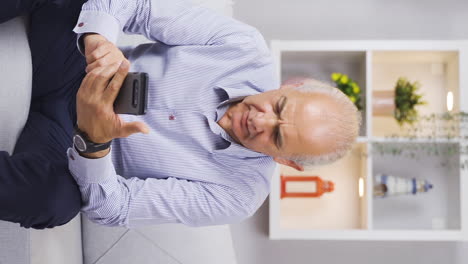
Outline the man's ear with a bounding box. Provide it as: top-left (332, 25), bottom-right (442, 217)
top-left (280, 82), bottom-right (303, 90)
top-left (281, 77), bottom-right (319, 90)
top-left (273, 157), bottom-right (304, 171)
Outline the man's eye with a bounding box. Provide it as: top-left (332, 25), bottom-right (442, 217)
top-left (274, 126), bottom-right (280, 147)
top-left (273, 96), bottom-right (285, 148)
top-left (275, 97), bottom-right (284, 115)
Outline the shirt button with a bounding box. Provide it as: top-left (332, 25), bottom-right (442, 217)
top-left (78, 22), bottom-right (84, 27)
top-left (169, 115), bottom-right (176, 120)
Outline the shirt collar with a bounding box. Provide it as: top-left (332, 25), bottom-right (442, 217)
top-left (207, 119), bottom-right (268, 158)
top-left (207, 83), bottom-right (268, 158)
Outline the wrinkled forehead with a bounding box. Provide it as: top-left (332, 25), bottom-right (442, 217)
top-left (288, 94), bottom-right (341, 156)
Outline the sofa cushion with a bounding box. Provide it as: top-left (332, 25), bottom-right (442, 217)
top-left (0, 16), bottom-right (83, 264)
top-left (30, 216), bottom-right (83, 264)
top-left (0, 16), bottom-right (32, 155)
top-left (0, 221), bottom-right (30, 264)
top-left (0, 15), bottom-right (33, 264)
top-left (82, 217), bottom-right (237, 264)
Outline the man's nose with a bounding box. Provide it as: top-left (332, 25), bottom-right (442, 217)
top-left (251, 112), bottom-right (277, 133)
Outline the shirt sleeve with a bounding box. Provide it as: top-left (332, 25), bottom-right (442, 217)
top-left (66, 147), bottom-right (256, 227)
top-left (73, 0), bottom-right (258, 47)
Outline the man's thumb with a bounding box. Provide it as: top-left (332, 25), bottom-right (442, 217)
top-left (120, 122), bottom-right (150, 138)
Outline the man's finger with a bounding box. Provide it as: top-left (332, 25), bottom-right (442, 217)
top-left (86, 42), bottom-right (110, 64)
top-left (118, 121), bottom-right (150, 138)
top-left (86, 52), bottom-right (124, 73)
top-left (102, 60), bottom-right (130, 104)
top-left (80, 66), bottom-right (108, 96)
top-left (85, 56), bottom-right (109, 73)
top-left (91, 62), bottom-right (122, 94)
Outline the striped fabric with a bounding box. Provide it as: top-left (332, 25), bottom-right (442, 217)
top-left (68, 0), bottom-right (279, 227)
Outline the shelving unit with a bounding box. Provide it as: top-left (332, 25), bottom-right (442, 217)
top-left (269, 40), bottom-right (468, 241)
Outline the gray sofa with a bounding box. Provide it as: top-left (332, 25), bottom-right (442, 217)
top-left (0, 1), bottom-right (238, 263)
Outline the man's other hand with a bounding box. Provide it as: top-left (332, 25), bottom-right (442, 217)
top-left (76, 61), bottom-right (149, 144)
top-left (83, 34), bottom-right (129, 73)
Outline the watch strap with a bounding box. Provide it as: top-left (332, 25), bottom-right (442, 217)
top-left (73, 127), bottom-right (112, 154)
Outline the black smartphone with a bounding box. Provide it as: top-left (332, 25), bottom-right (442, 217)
top-left (114, 72), bottom-right (148, 115)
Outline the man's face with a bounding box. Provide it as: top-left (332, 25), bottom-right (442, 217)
top-left (218, 87), bottom-right (339, 161)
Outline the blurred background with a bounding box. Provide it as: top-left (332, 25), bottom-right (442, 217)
top-left (235, 0), bottom-right (468, 41)
top-left (230, 0), bottom-right (468, 264)
top-left (1, 1), bottom-right (467, 264)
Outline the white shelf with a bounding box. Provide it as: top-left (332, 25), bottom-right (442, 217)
top-left (271, 40), bottom-right (468, 52)
top-left (269, 40), bottom-right (468, 241)
top-left (356, 137), bottom-right (368, 143)
top-left (270, 229), bottom-right (463, 241)
top-left (357, 137), bottom-right (461, 144)
top-left (370, 137), bottom-right (461, 144)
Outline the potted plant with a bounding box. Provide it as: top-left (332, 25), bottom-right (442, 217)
top-left (394, 78), bottom-right (427, 125)
top-left (373, 77), bottom-right (426, 126)
top-left (331, 73), bottom-right (363, 110)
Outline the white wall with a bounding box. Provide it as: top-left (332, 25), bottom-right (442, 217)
top-left (231, 0), bottom-right (468, 263)
top-left (231, 200), bottom-right (463, 264)
top-left (234, 0), bottom-right (468, 42)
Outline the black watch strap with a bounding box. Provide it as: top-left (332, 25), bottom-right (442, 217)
top-left (73, 127), bottom-right (112, 154)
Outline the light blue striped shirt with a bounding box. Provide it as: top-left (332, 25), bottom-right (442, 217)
top-left (67, 0), bottom-right (279, 227)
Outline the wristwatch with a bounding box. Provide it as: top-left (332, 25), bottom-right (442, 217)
top-left (73, 126), bottom-right (112, 154)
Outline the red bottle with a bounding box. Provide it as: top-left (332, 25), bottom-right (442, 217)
top-left (281, 175), bottom-right (335, 199)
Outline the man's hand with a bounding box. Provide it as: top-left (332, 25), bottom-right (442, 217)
top-left (76, 61), bottom-right (149, 145)
top-left (83, 34), bottom-right (129, 73)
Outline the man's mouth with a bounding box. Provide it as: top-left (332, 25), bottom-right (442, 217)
top-left (242, 110), bottom-right (249, 137)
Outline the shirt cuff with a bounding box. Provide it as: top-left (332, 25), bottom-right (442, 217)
top-left (67, 147), bottom-right (116, 185)
top-left (73, 10), bottom-right (121, 55)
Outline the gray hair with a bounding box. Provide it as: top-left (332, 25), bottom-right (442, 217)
top-left (287, 80), bottom-right (362, 168)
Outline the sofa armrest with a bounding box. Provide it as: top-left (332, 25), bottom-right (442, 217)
top-left (0, 16), bottom-right (32, 155)
top-left (30, 215), bottom-right (83, 264)
top-left (0, 16), bottom-right (83, 264)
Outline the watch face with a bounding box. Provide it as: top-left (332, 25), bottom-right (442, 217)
top-left (73, 135), bottom-right (87, 152)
